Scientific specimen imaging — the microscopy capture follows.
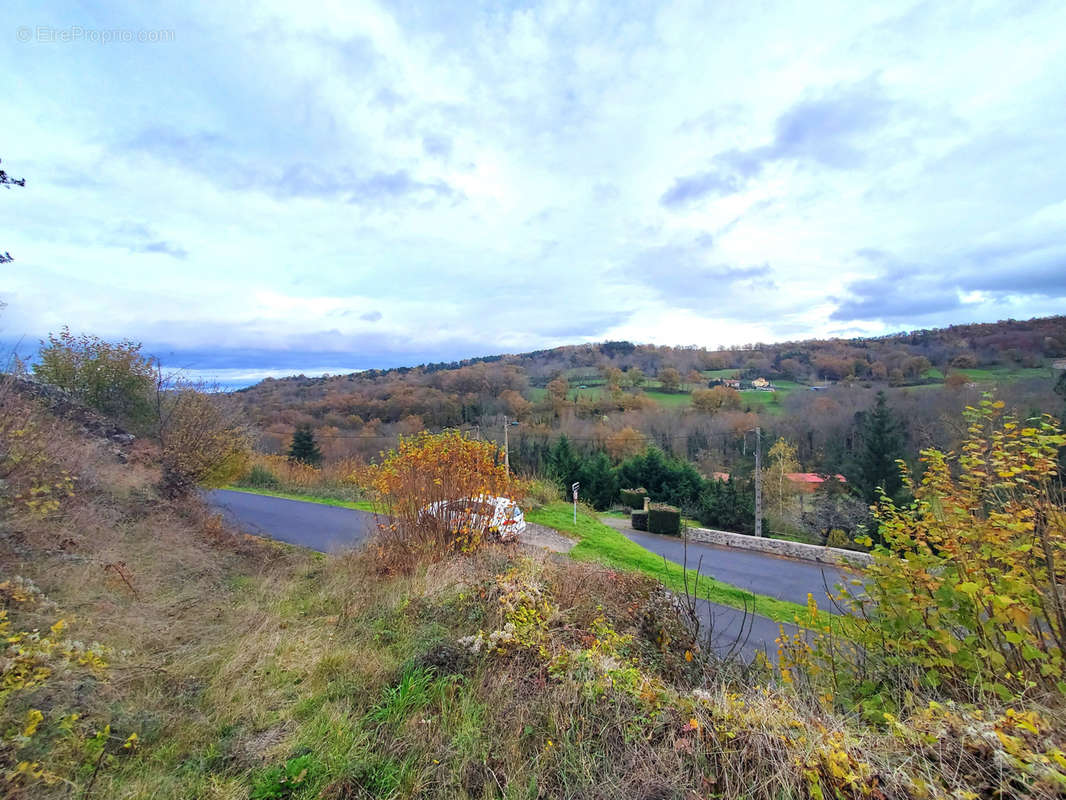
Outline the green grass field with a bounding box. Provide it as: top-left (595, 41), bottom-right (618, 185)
top-left (701, 368), bottom-right (740, 379)
top-left (902, 365), bottom-right (1053, 394)
top-left (643, 389), bottom-right (692, 407)
top-left (956, 366), bottom-right (1052, 382)
top-left (736, 379), bottom-right (804, 414)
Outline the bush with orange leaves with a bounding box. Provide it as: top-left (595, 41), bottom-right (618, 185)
top-left (358, 430), bottom-right (527, 570)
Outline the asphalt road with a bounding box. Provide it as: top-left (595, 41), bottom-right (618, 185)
top-left (206, 489), bottom-right (377, 553)
top-left (205, 489), bottom-right (798, 660)
top-left (602, 518), bottom-right (852, 609)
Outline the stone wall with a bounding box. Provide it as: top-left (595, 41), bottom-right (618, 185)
top-left (685, 526), bottom-right (872, 568)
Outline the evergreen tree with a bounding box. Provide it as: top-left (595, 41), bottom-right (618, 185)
top-left (852, 391), bottom-right (905, 504)
top-left (698, 476), bottom-right (758, 535)
top-left (575, 451), bottom-right (619, 510)
top-left (616, 447), bottom-right (704, 510)
top-left (288, 425), bottom-right (322, 467)
top-left (547, 435), bottom-right (581, 492)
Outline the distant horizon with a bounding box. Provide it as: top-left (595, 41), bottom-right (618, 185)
top-left (7, 311), bottom-right (1045, 391)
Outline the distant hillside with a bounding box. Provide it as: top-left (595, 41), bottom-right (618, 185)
top-left (236, 315), bottom-right (1065, 433)
top-left (240, 315), bottom-right (1066, 390)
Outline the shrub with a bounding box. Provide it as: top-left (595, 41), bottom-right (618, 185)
top-left (0, 578), bottom-right (119, 794)
top-left (647, 504), bottom-right (681, 535)
top-left (157, 387), bottom-right (251, 497)
top-left (824, 528), bottom-right (850, 549)
top-left (631, 510), bottom-right (648, 531)
top-left (0, 377), bottom-right (74, 518)
top-left (242, 464), bottom-right (280, 489)
top-left (32, 327), bottom-right (155, 429)
top-left (361, 431), bottom-right (526, 570)
top-left (826, 398), bottom-right (1066, 703)
top-left (237, 453), bottom-right (366, 500)
top-left (619, 487), bottom-right (647, 509)
top-left (523, 477), bottom-right (560, 508)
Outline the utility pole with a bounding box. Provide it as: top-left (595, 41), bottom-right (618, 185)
top-left (753, 425), bottom-right (763, 537)
top-left (503, 416), bottom-right (510, 473)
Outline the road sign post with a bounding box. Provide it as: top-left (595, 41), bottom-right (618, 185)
top-left (571, 482), bottom-right (580, 524)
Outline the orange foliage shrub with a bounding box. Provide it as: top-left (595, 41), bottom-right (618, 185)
top-left (359, 431), bottom-right (526, 570)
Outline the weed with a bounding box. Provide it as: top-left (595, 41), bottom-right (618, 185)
top-left (250, 752), bottom-right (319, 799)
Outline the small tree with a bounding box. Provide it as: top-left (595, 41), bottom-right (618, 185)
top-left (851, 390), bottom-right (905, 504)
top-left (658, 367), bottom-right (681, 393)
top-left (763, 437), bottom-right (801, 516)
top-left (546, 376), bottom-right (569, 407)
top-left (602, 366), bottom-right (624, 392)
top-left (288, 425), bottom-right (322, 467)
top-left (605, 426), bottom-right (645, 461)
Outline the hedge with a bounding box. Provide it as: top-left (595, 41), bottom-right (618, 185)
top-left (631, 510), bottom-right (648, 531)
top-left (647, 504), bottom-right (681, 536)
top-left (620, 487), bottom-right (648, 509)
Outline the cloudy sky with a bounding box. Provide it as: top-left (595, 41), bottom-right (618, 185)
top-left (3, 0), bottom-right (1065, 384)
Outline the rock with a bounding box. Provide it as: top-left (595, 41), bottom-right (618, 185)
top-left (3, 375), bottom-right (137, 458)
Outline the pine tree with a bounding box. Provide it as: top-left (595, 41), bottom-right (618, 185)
top-left (575, 451), bottom-right (619, 510)
top-left (852, 391), bottom-right (905, 504)
top-left (288, 425), bottom-right (322, 467)
top-left (547, 435), bottom-right (581, 491)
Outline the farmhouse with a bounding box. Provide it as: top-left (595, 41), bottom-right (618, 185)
top-left (786, 473), bottom-right (847, 493)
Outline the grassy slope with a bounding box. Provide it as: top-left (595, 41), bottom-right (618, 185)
top-left (526, 502), bottom-right (805, 625)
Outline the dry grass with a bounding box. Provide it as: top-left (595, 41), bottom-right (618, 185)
top-left (235, 452), bottom-right (368, 502)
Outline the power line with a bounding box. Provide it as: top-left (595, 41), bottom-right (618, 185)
top-left (278, 429), bottom-right (755, 443)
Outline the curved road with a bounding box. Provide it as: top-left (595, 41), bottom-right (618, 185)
top-left (601, 518), bottom-right (852, 609)
top-left (206, 489), bottom-right (377, 553)
top-left (205, 489), bottom-right (832, 660)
